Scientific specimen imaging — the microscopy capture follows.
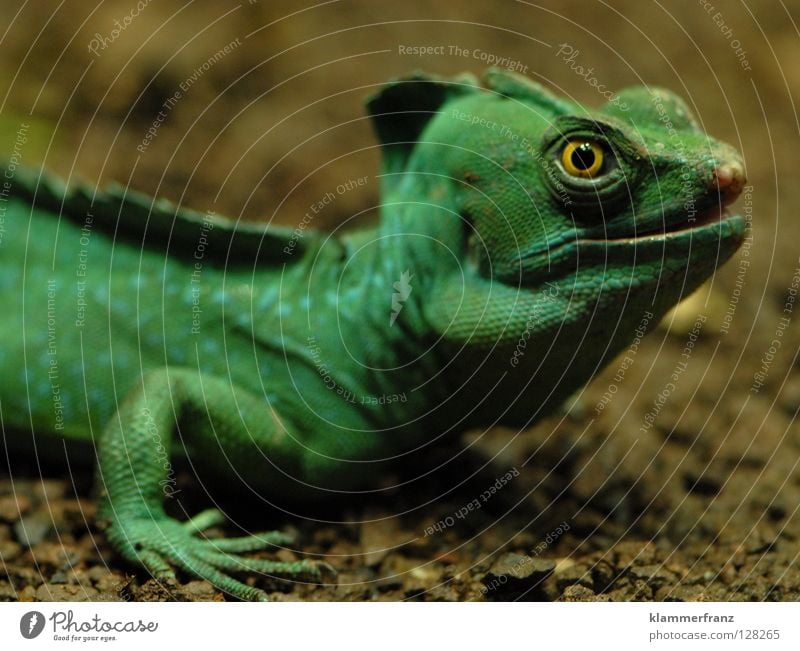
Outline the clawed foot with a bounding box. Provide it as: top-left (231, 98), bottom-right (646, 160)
top-left (106, 508), bottom-right (336, 601)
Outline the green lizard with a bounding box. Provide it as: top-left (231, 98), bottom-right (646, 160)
top-left (1, 69), bottom-right (746, 601)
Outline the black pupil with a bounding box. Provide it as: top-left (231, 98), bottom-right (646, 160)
top-left (571, 142), bottom-right (597, 170)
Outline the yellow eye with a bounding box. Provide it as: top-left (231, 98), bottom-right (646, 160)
top-left (561, 140), bottom-right (605, 178)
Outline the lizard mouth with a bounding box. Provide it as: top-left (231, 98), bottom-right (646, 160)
top-left (604, 202), bottom-right (733, 245)
top-left (542, 205), bottom-right (746, 272)
top-left (514, 199), bottom-right (746, 281)
top-left (578, 209), bottom-right (744, 258)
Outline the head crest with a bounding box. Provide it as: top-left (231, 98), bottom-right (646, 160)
top-left (366, 71), bottom-right (479, 180)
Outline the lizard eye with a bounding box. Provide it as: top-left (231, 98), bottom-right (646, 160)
top-left (560, 140), bottom-right (607, 178)
top-left (542, 121), bottom-right (629, 212)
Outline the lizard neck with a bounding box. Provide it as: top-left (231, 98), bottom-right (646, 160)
top-left (293, 190), bottom-right (470, 436)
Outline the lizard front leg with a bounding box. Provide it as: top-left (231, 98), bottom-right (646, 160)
top-left (95, 367), bottom-right (333, 601)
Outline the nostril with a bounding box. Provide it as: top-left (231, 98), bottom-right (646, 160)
top-left (713, 161), bottom-right (746, 202)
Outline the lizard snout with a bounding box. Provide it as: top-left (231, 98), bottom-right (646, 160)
top-left (712, 158), bottom-right (746, 204)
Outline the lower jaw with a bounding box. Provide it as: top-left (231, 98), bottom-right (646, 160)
top-left (577, 212), bottom-right (745, 255)
top-left (515, 212), bottom-right (745, 286)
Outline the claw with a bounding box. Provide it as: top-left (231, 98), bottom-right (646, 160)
top-left (138, 549), bottom-right (175, 581)
top-left (194, 551), bottom-right (333, 585)
top-left (207, 530), bottom-right (296, 552)
top-left (108, 511), bottom-right (330, 601)
top-left (182, 508), bottom-right (227, 533)
top-left (312, 561), bottom-right (338, 583)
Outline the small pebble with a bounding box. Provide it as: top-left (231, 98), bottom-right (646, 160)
top-left (14, 514), bottom-right (53, 547)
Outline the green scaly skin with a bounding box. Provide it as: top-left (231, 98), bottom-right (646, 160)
top-left (1, 69), bottom-right (746, 600)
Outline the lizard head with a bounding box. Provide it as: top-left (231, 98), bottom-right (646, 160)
top-left (367, 70), bottom-right (747, 418)
top-left (514, 81), bottom-right (747, 297)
